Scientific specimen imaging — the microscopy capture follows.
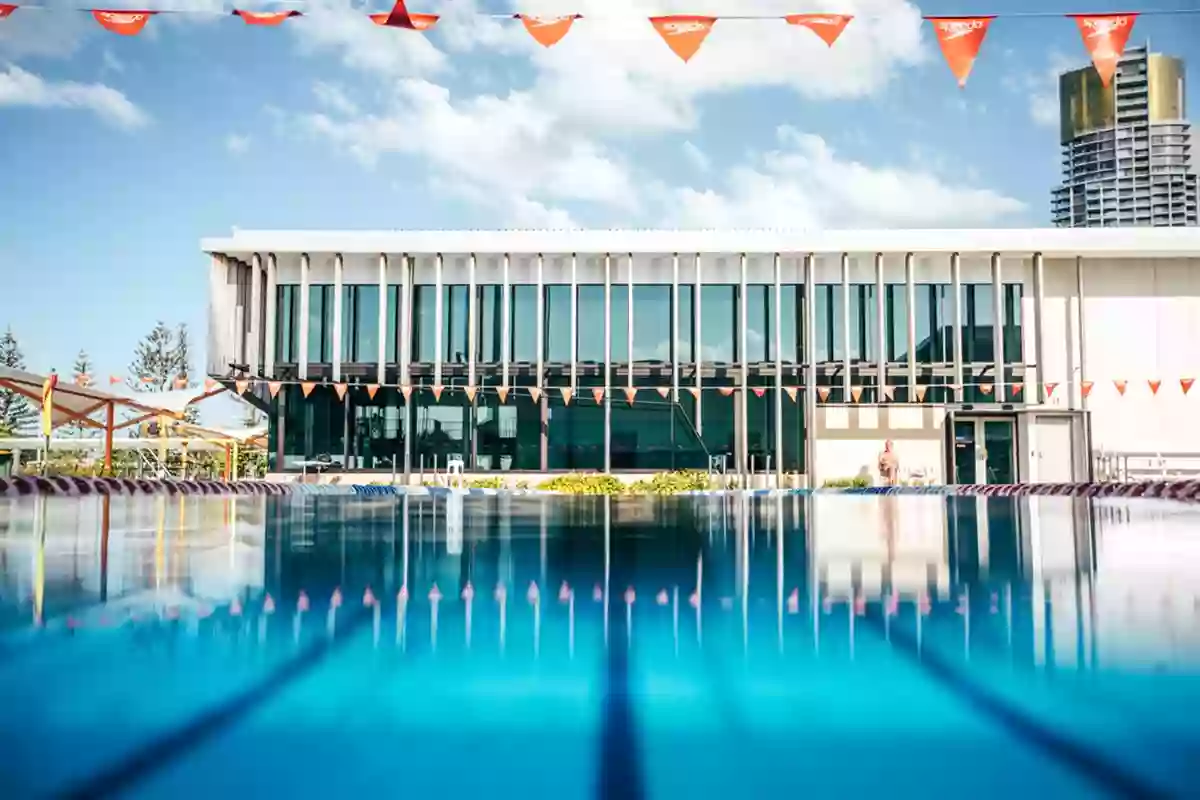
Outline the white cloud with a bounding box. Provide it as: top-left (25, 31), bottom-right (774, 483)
top-left (101, 48), bottom-right (125, 75)
top-left (658, 126), bottom-right (1026, 229)
top-left (225, 133), bottom-right (251, 154)
top-left (1007, 52), bottom-right (1076, 130)
top-left (312, 81), bottom-right (358, 115)
top-left (682, 140), bottom-right (711, 173)
top-left (0, 64), bottom-right (149, 129)
top-left (0, 10), bottom-right (92, 60)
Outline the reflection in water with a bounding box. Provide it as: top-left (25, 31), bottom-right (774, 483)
top-left (1, 492), bottom-right (1200, 796)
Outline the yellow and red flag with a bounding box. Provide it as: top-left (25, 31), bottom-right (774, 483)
top-left (41, 373), bottom-right (58, 437)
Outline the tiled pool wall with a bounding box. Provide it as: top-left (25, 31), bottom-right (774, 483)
top-left (6, 475), bottom-right (1200, 501)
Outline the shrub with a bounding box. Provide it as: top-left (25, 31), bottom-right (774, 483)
top-left (625, 470), bottom-right (713, 495)
top-left (467, 477), bottom-right (504, 489)
top-left (822, 475), bottom-right (872, 489)
top-left (537, 473), bottom-right (625, 495)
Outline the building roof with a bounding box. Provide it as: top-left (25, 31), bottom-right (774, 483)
top-left (201, 227), bottom-right (1200, 259)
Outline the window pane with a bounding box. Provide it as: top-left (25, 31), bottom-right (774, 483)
top-left (633, 285), bottom-right (672, 361)
top-left (745, 285), bottom-right (769, 363)
top-left (1004, 284), bottom-right (1023, 363)
top-left (510, 285), bottom-right (537, 362)
top-left (577, 285), bottom-right (605, 362)
top-left (413, 285), bottom-right (437, 362)
top-left (700, 285), bottom-right (736, 362)
top-left (544, 285), bottom-right (571, 362)
top-left (308, 285), bottom-right (332, 363)
top-left (780, 285), bottom-right (798, 363)
top-left (478, 285), bottom-right (502, 362)
top-left (677, 285), bottom-right (694, 362)
top-left (967, 284), bottom-right (995, 363)
top-left (816, 285), bottom-right (844, 362)
top-left (346, 285), bottom-right (379, 362)
top-left (611, 284), bottom-right (628, 362)
top-left (445, 285), bottom-right (468, 364)
top-left (849, 284), bottom-right (876, 362)
top-left (276, 285), bottom-right (298, 362)
top-left (886, 285), bottom-right (908, 362)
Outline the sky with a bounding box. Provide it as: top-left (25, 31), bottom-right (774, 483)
top-left (1, 0), bottom-right (1198, 424)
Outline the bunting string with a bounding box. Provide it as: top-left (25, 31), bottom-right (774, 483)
top-left (0, 3), bottom-right (1187, 86)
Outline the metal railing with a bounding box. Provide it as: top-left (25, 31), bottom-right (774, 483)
top-left (1093, 451), bottom-right (1200, 482)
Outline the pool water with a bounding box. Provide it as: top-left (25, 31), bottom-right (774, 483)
top-left (1, 492), bottom-right (1199, 798)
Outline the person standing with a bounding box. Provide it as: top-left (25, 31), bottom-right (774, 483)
top-left (878, 439), bottom-right (899, 486)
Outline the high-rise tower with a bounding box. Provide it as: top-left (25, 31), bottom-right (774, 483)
top-left (1052, 46), bottom-right (1197, 227)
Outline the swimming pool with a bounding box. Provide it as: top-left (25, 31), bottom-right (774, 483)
top-left (0, 491), bottom-right (1198, 798)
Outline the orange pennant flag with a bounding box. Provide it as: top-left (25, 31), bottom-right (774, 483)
top-left (174, 377), bottom-right (188, 389)
top-left (366, 384), bottom-right (379, 399)
top-left (0, 5), bottom-right (18, 18)
top-left (301, 381), bottom-right (316, 398)
top-left (816, 387), bottom-right (831, 402)
top-left (623, 387), bottom-right (637, 406)
top-left (785, 14), bottom-right (852, 47)
top-left (1010, 382), bottom-right (1023, 397)
top-left (592, 387), bottom-right (605, 405)
top-left (656, 387), bottom-right (670, 399)
top-left (529, 387), bottom-right (542, 403)
top-left (1182, 378), bottom-right (1195, 396)
top-left (561, 387), bottom-right (573, 405)
top-left (980, 383), bottom-right (994, 396)
top-left (1071, 14), bottom-right (1137, 88)
top-left (92, 10), bottom-right (156, 36)
top-left (431, 385), bottom-right (444, 402)
top-left (516, 14), bottom-right (579, 47)
top-left (1044, 381), bottom-right (1058, 398)
top-left (1081, 380), bottom-right (1094, 398)
top-left (1148, 379), bottom-right (1161, 396)
top-left (109, 375), bottom-right (122, 385)
top-left (268, 381), bottom-right (282, 398)
top-left (235, 380), bottom-right (249, 396)
top-left (73, 373), bottom-right (89, 386)
top-left (927, 16), bottom-right (994, 87)
top-left (850, 386), bottom-right (863, 403)
top-left (334, 383), bottom-right (347, 400)
top-left (718, 387), bottom-right (735, 396)
top-left (204, 378), bottom-right (218, 391)
top-left (915, 385), bottom-right (928, 402)
top-left (400, 385), bottom-right (412, 402)
top-left (751, 387), bottom-right (766, 398)
top-left (497, 387), bottom-right (510, 404)
top-left (232, 10), bottom-right (300, 25)
top-left (650, 16), bottom-right (716, 63)
top-left (784, 387), bottom-right (798, 402)
top-left (1113, 379), bottom-right (1127, 396)
top-left (370, 10), bottom-right (438, 30)
top-left (464, 386), bottom-right (477, 403)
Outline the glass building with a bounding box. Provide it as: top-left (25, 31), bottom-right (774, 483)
top-left (204, 228), bottom-right (1200, 482)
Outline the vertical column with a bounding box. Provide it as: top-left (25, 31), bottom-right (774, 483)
top-left (739, 252), bottom-right (749, 476)
top-left (773, 252), bottom-right (783, 486)
top-left (626, 255), bottom-right (634, 390)
top-left (434, 252), bottom-right (444, 387)
top-left (991, 252), bottom-right (1005, 401)
top-left (875, 253), bottom-right (886, 396)
top-left (332, 253), bottom-right (344, 382)
top-left (399, 254), bottom-right (411, 383)
top-left (536, 254), bottom-right (545, 389)
top-left (694, 253), bottom-right (703, 435)
top-left (264, 253), bottom-right (277, 376)
top-left (570, 253), bottom-right (578, 391)
top-left (905, 252), bottom-right (917, 400)
top-left (671, 253), bottom-right (680, 401)
top-left (501, 254), bottom-right (511, 387)
top-left (803, 254), bottom-right (818, 482)
top-left (1076, 255), bottom-right (1088, 411)
top-left (377, 253), bottom-right (388, 385)
top-left (249, 254), bottom-right (262, 373)
top-left (468, 253), bottom-right (477, 388)
top-left (951, 252), bottom-right (964, 402)
top-left (1033, 252), bottom-right (1047, 404)
top-left (840, 253), bottom-right (851, 401)
top-left (298, 252), bottom-right (310, 380)
top-left (604, 253), bottom-right (612, 472)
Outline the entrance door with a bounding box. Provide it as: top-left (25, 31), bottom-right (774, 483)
top-left (953, 417), bottom-right (1017, 484)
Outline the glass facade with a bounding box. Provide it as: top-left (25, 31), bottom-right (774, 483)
top-left (264, 275), bottom-right (1026, 474)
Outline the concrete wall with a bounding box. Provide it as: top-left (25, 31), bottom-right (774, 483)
top-left (812, 405), bottom-right (946, 487)
top-left (1036, 256), bottom-right (1200, 454)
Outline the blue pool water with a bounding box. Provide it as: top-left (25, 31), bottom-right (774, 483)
top-left (1, 492), bottom-right (1199, 798)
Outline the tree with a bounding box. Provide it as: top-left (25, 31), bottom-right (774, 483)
top-left (171, 323), bottom-right (199, 424)
top-left (0, 327), bottom-right (36, 435)
top-left (128, 321), bottom-right (176, 392)
top-left (67, 349), bottom-right (95, 437)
